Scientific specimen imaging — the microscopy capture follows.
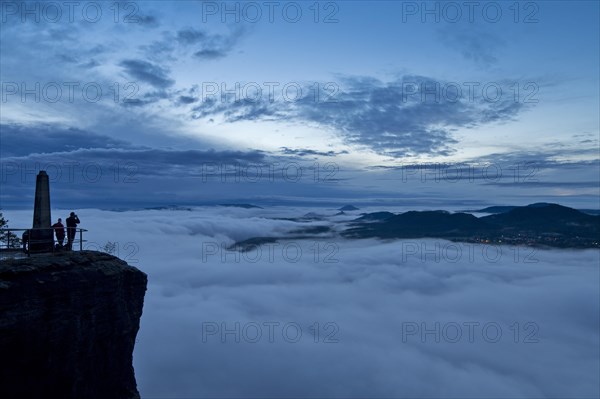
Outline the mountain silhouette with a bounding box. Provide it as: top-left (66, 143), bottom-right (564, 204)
top-left (481, 203), bottom-right (599, 237)
top-left (339, 205), bottom-right (359, 211)
top-left (355, 211), bottom-right (396, 221)
top-left (218, 204), bottom-right (263, 209)
top-left (346, 210), bottom-right (490, 239)
top-left (470, 203), bottom-right (600, 216)
top-left (344, 203), bottom-right (599, 247)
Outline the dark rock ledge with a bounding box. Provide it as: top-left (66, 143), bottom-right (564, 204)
top-left (0, 251), bottom-right (147, 399)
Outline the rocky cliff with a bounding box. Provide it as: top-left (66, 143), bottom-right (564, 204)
top-left (0, 251), bottom-right (147, 399)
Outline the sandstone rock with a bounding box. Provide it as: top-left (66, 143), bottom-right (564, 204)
top-left (0, 251), bottom-right (147, 399)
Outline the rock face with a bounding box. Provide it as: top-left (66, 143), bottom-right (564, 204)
top-left (0, 251), bottom-right (147, 399)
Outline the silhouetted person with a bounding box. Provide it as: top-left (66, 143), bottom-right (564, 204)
top-left (22, 230), bottom-right (30, 253)
top-left (66, 212), bottom-right (80, 250)
top-left (52, 218), bottom-right (65, 248)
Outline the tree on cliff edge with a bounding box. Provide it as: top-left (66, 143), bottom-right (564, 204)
top-left (0, 210), bottom-right (21, 249)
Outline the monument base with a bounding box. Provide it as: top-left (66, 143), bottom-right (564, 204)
top-left (29, 228), bottom-right (54, 253)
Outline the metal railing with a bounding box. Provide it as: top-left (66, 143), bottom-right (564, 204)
top-left (0, 227), bottom-right (88, 256)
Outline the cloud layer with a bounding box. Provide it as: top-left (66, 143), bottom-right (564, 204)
top-left (5, 207), bottom-right (598, 398)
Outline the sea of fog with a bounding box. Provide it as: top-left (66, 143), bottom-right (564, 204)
top-left (4, 207), bottom-right (600, 398)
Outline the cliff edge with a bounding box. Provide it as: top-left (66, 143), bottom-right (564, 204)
top-left (0, 251), bottom-right (147, 399)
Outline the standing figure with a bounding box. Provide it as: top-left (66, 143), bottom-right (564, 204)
top-left (22, 230), bottom-right (30, 253)
top-left (66, 212), bottom-right (80, 250)
top-left (52, 218), bottom-right (65, 248)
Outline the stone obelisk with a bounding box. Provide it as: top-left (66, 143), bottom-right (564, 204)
top-left (30, 171), bottom-right (53, 253)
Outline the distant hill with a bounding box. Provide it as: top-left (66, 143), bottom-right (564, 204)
top-left (355, 211), bottom-right (396, 221)
top-left (469, 203), bottom-right (552, 214)
top-left (218, 204), bottom-right (263, 209)
top-left (346, 210), bottom-right (490, 239)
top-left (470, 203), bottom-right (600, 216)
top-left (144, 205), bottom-right (192, 211)
top-left (229, 225), bottom-right (333, 252)
top-left (303, 212), bottom-right (324, 220)
top-left (339, 205), bottom-right (359, 211)
top-left (580, 209), bottom-right (600, 216)
top-left (481, 203), bottom-right (599, 238)
top-left (344, 203), bottom-right (599, 248)
top-left (472, 206), bottom-right (517, 214)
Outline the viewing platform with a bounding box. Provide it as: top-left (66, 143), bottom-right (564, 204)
top-left (0, 227), bottom-right (88, 260)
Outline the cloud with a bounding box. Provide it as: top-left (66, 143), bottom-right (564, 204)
top-left (292, 75), bottom-right (527, 157)
top-left (141, 26), bottom-right (247, 63)
top-left (0, 122), bottom-right (281, 208)
top-left (186, 75), bottom-right (529, 157)
top-left (179, 26), bottom-right (247, 60)
top-left (176, 28), bottom-right (207, 45)
top-left (194, 49), bottom-right (228, 60)
top-left (0, 123), bottom-right (133, 157)
top-left (121, 90), bottom-right (171, 107)
top-left (111, 0), bottom-right (159, 27)
top-left (484, 181), bottom-right (599, 188)
top-left (1, 146), bottom-right (268, 175)
top-left (119, 59), bottom-right (175, 89)
top-left (4, 207), bottom-right (597, 398)
top-left (139, 39), bottom-right (177, 63)
top-left (2, 121), bottom-right (596, 209)
top-left (177, 95), bottom-right (197, 105)
top-left (80, 59), bottom-right (100, 69)
top-left (135, 15), bottom-right (159, 27)
top-left (280, 147), bottom-right (348, 157)
top-left (439, 27), bottom-right (506, 67)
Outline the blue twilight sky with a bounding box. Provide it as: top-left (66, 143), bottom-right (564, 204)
top-left (0, 0), bottom-right (598, 209)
